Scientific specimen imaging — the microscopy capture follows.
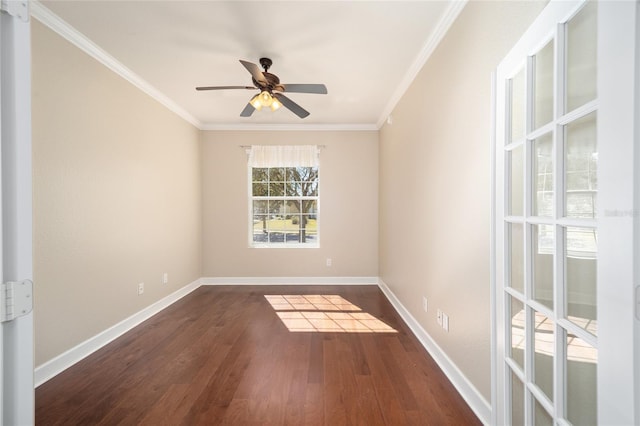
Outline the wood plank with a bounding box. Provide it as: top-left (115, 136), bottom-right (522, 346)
top-left (36, 285), bottom-right (480, 425)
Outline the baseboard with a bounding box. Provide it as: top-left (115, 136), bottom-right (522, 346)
top-left (34, 278), bottom-right (202, 387)
top-left (377, 279), bottom-right (491, 425)
top-left (201, 276), bottom-right (379, 285)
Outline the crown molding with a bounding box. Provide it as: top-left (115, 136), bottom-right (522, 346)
top-left (30, 0), bottom-right (202, 129)
top-left (376, 0), bottom-right (468, 129)
top-left (200, 123), bottom-right (378, 132)
top-left (32, 0), bottom-right (464, 133)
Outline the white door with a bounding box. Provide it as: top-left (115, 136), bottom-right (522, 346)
top-left (0, 2), bottom-right (34, 425)
top-left (493, 1), bottom-right (639, 424)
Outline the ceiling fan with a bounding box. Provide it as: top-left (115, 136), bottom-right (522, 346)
top-left (196, 57), bottom-right (327, 119)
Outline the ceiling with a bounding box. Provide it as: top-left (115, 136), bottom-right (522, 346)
top-left (34, 1), bottom-right (464, 130)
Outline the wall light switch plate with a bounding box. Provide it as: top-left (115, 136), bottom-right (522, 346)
top-left (137, 282), bottom-right (144, 295)
top-left (422, 296), bottom-right (428, 312)
top-left (443, 313), bottom-right (449, 332)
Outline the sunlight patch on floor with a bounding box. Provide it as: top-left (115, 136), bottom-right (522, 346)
top-left (265, 295), bottom-right (397, 333)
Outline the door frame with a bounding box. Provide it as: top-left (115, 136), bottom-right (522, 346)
top-left (1, 2), bottom-right (34, 425)
top-left (491, 1), bottom-right (639, 424)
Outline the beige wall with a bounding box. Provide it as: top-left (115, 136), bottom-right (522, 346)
top-left (201, 131), bottom-right (378, 277)
top-left (378, 1), bottom-right (546, 400)
top-left (32, 21), bottom-right (202, 366)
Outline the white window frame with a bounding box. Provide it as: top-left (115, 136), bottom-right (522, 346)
top-left (247, 164), bottom-right (320, 249)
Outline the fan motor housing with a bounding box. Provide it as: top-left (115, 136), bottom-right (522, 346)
top-left (253, 72), bottom-right (280, 91)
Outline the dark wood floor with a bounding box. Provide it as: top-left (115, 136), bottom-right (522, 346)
top-left (36, 285), bottom-right (480, 425)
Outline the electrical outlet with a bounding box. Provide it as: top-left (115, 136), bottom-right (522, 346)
top-left (437, 309), bottom-right (442, 326)
top-left (326, 258), bottom-right (332, 267)
top-left (162, 273), bottom-right (168, 285)
top-left (422, 296), bottom-right (428, 312)
top-left (443, 313), bottom-right (449, 332)
top-left (137, 282), bottom-right (144, 295)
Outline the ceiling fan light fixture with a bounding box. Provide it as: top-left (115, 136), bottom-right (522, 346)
top-left (270, 98), bottom-right (282, 111)
top-left (259, 90), bottom-right (273, 107)
top-left (249, 94), bottom-right (262, 110)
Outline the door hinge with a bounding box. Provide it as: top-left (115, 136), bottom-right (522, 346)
top-left (0, 0), bottom-right (29, 22)
top-left (1, 279), bottom-right (33, 323)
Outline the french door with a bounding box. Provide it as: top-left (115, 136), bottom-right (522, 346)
top-left (494, 1), bottom-right (638, 425)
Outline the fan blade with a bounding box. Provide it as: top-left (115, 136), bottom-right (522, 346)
top-left (273, 93), bottom-right (310, 118)
top-left (239, 60), bottom-right (267, 86)
top-left (196, 85), bottom-right (257, 91)
top-left (280, 84), bottom-right (328, 94)
top-left (240, 102), bottom-right (256, 117)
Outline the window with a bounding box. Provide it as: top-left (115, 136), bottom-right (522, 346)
top-left (249, 145), bottom-right (319, 247)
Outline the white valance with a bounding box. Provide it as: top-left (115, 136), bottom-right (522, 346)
top-left (248, 145), bottom-right (319, 168)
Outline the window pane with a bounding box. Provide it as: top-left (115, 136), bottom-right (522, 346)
top-left (532, 224), bottom-right (553, 310)
top-left (533, 133), bottom-right (553, 217)
top-left (565, 112), bottom-right (597, 219)
top-left (510, 223), bottom-right (524, 293)
top-left (302, 200), bottom-right (317, 215)
top-left (285, 201), bottom-right (300, 214)
top-left (509, 146), bottom-right (524, 216)
top-left (253, 200), bottom-right (267, 214)
top-left (510, 296), bottom-right (524, 370)
top-left (285, 167), bottom-right (299, 182)
top-left (268, 200), bottom-right (284, 216)
top-left (510, 68), bottom-right (526, 142)
top-left (565, 227), bottom-right (597, 336)
top-left (566, 1), bottom-right (597, 112)
top-left (269, 232), bottom-right (284, 243)
top-left (534, 40), bottom-right (554, 129)
top-left (533, 312), bottom-right (554, 400)
top-left (269, 167), bottom-right (285, 181)
top-left (509, 145), bottom-right (524, 216)
top-left (253, 229), bottom-right (268, 243)
top-left (269, 182), bottom-right (285, 197)
top-left (252, 168), bottom-right (268, 182)
top-left (511, 370), bottom-right (525, 426)
top-left (252, 183), bottom-right (268, 197)
top-left (534, 400), bottom-right (553, 426)
top-left (566, 332), bottom-right (597, 425)
top-left (286, 182), bottom-right (301, 196)
top-left (303, 180), bottom-right (319, 197)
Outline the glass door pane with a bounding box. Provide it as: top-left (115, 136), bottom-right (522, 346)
top-left (511, 372), bottom-right (525, 426)
top-left (532, 224), bottom-right (553, 309)
top-left (566, 333), bottom-right (597, 424)
top-left (534, 401), bottom-right (553, 426)
top-left (511, 68), bottom-right (526, 141)
top-left (510, 145), bottom-right (524, 216)
top-left (565, 227), bottom-right (598, 336)
top-left (565, 112), bottom-right (597, 219)
top-left (510, 296), bottom-right (525, 369)
top-left (533, 312), bottom-right (554, 400)
top-left (533, 41), bottom-right (554, 129)
top-left (510, 223), bottom-right (524, 293)
top-left (566, 1), bottom-right (597, 112)
top-left (532, 133), bottom-right (553, 217)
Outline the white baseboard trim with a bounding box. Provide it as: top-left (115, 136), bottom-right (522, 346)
top-left (377, 279), bottom-right (491, 425)
top-left (201, 276), bottom-right (379, 285)
top-left (34, 278), bottom-right (202, 387)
